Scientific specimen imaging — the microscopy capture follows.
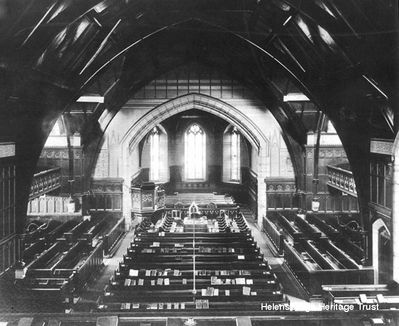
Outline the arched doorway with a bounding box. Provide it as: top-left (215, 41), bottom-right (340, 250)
top-left (372, 218), bottom-right (391, 284)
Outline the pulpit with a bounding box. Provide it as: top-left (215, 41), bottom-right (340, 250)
top-left (131, 182), bottom-right (165, 220)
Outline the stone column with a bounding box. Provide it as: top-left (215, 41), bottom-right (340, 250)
top-left (121, 143), bottom-right (133, 231)
top-left (122, 180), bottom-right (132, 230)
top-left (257, 146), bottom-right (269, 229)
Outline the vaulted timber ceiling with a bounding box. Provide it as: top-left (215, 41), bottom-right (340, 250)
top-left (0, 0), bottom-right (397, 219)
top-left (0, 0), bottom-right (396, 137)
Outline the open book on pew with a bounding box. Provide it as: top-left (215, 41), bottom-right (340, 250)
top-left (236, 278), bottom-right (246, 285)
top-left (239, 270), bottom-right (251, 275)
top-left (195, 299), bottom-right (209, 309)
top-left (129, 269), bottom-right (139, 277)
top-left (121, 303), bottom-right (131, 310)
top-left (147, 303), bottom-right (158, 310)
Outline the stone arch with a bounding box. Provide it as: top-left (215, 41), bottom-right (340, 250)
top-left (122, 93), bottom-right (265, 152)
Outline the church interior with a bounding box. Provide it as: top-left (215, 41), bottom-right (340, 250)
top-left (0, 0), bottom-right (398, 325)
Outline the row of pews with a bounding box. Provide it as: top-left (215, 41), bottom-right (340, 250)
top-left (14, 214), bottom-right (125, 311)
top-left (98, 208), bottom-right (287, 312)
top-left (322, 283), bottom-right (399, 311)
top-left (263, 211), bottom-right (374, 295)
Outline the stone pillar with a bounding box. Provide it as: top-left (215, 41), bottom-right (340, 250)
top-left (257, 146), bottom-right (268, 229)
top-left (122, 180), bottom-right (132, 230)
top-left (121, 143), bottom-right (133, 231)
top-left (392, 158), bottom-right (399, 282)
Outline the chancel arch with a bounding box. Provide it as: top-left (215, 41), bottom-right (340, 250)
top-left (112, 92), bottom-right (295, 227)
top-left (123, 93), bottom-right (263, 151)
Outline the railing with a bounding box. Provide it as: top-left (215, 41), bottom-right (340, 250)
top-left (29, 167), bottom-right (61, 199)
top-left (327, 165), bottom-right (357, 197)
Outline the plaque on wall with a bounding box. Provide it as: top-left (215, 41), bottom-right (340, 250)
top-left (0, 142), bottom-right (15, 158)
top-left (370, 139), bottom-right (393, 155)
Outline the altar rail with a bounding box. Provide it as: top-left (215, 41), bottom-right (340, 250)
top-left (327, 165), bottom-right (357, 197)
top-left (29, 167), bottom-right (61, 200)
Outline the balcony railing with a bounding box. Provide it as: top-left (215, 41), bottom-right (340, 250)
top-left (30, 167), bottom-right (61, 200)
top-left (327, 165), bottom-right (357, 197)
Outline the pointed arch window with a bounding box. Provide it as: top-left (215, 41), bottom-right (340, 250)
top-left (185, 124), bottom-right (206, 180)
top-left (149, 127), bottom-right (160, 181)
top-left (231, 127), bottom-right (240, 181)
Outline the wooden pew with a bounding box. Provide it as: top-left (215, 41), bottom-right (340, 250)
top-left (99, 208), bottom-right (287, 313)
top-left (103, 217), bottom-right (125, 256)
top-left (64, 219), bottom-right (90, 243)
top-left (322, 284), bottom-right (399, 310)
